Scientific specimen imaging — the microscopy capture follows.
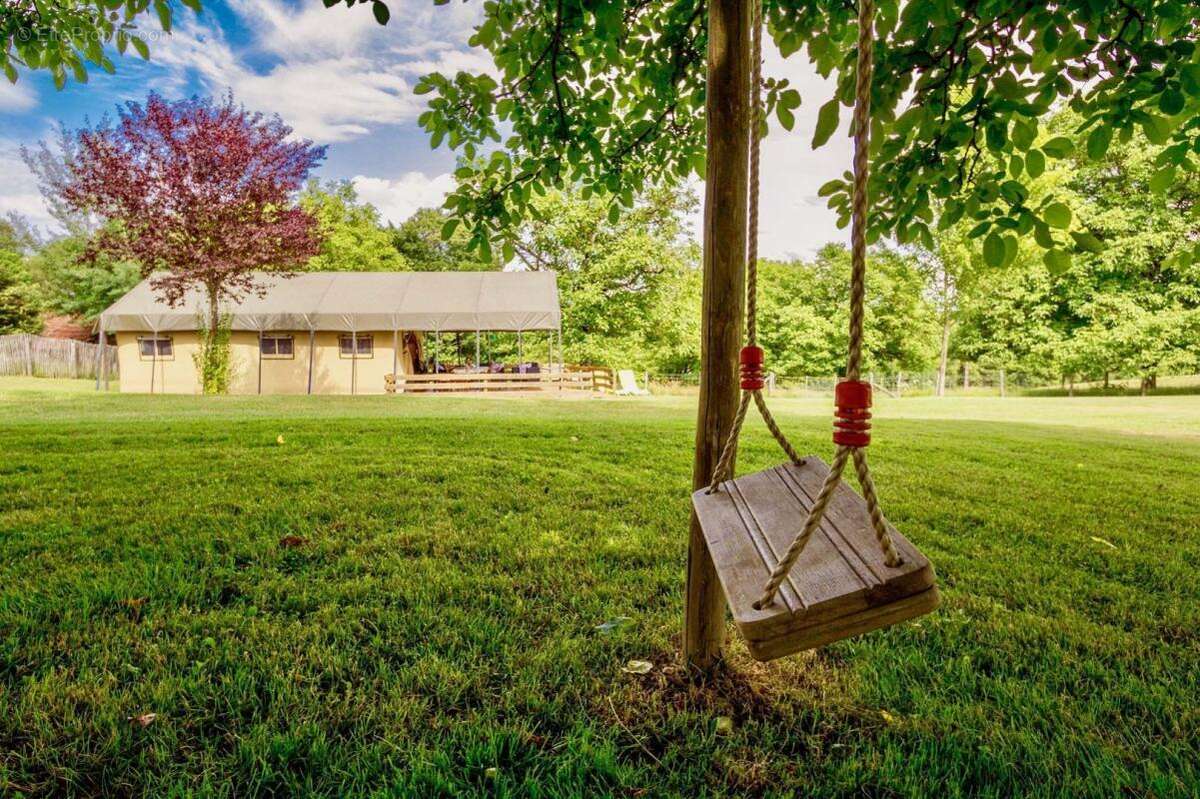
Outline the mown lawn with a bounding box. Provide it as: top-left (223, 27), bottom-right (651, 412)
top-left (1, 378), bottom-right (1197, 797)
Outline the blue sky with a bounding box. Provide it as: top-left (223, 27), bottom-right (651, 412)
top-left (0, 0), bottom-right (851, 259)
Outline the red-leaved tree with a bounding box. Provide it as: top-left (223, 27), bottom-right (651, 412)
top-left (61, 92), bottom-right (326, 346)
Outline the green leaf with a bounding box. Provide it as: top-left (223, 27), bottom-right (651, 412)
top-left (1159, 87), bottom-right (1186, 115)
top-left (132, 37), bottom-right (150, 60)
top-left (1149, 165), bottom-right (1177, 194)
top-left (1002, 235), bottom-right (1018, 266)
top-left (153, 0), bottom-right (172, 32)
top-left (967, 221), bottom-right (991, 238)
top-left (440, 218), bottom-right (459, 240)
top-left (372, 1), bottom-right (390, 25)
top-left (812, 99), bottom-right (840, 149)
top-left (777, 106), bottom-right (795, 131)
top-left (1009, 155), bottom-right (1024, 178)
top-left (1086, 126), bottom-right (1112, 161)
top-left (1181, 64), bottom-right (1200, 97)
top-left (1033, 223), bottom-right (1054, 249)
top-left (1042, 136), bottom-right (1074, 158)
top-left (983, 232), bottom-right (1005, 267)
top-left (1070, 230), bottom-right (1105, 253)
top-left (1142, 115), bottom-right (1172, 145)
top-left (1043, 202), bottom-right (1071, 229)
top-left (1025, 149), bottom-right (1045, 178)
top-left (817, 179), bottom-right (842, 198)
top-left (1011, 119), bottom-right (1037, 150)
top-left (1043, 249), bottom-right (1072, 274)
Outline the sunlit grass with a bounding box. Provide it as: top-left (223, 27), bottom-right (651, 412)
top-left (1, 379), bottom-right (1197, 797)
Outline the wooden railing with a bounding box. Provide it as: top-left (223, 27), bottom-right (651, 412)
top-left (386, 365), bottom-right (613, 395)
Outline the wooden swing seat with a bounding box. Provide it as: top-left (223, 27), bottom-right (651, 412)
top-left (692, 456), bottom-right (939, 661)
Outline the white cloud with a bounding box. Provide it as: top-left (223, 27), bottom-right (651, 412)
top-left (0, 140), bottom-right (55, 233)
top-left (0, 80), bottom-right (36, 112)
top-left (144, 0), bottom-right (488, 142)
top-left (752, 45), bottom-right (852, 260)
top-left (352, 171), bottom-right (455, 224)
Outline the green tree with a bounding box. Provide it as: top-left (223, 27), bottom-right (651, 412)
top-left (391, 208), bottom-right (493, 271)
top-left (299, 181), bottom-right (407, 272)
top-left (2, 0), bottom-right (198, 88)
top-left (1043, 113), bottom-right (1200, 388)
top-left (0, 219), bottom-right (41, 333)
top-left (758, 244), bottom-right (938, 377)
top-left (953, 260), bottom-right (1063, 382)
top-left (510, 186), bottom-right (699, 369)
top-left (24, 233), bottom-right (141, 322)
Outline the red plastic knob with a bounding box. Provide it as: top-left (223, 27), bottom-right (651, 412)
top-left (833, 380), bottom-right (872, 447)
top-left (740, 346), bottom-right (765, 391)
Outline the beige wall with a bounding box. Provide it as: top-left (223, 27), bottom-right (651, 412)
top-left (115, 330), bottom-right (415, 394)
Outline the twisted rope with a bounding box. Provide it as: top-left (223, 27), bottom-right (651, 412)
top-left (708, 0), bottom-right (901, 611)
top-left (707, 0), bottom-right (803, 494)
top-left (754, 0), bottom-right (902, 611)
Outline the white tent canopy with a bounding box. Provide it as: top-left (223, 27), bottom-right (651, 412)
top-left (99, 271), bottom-right (562, 333)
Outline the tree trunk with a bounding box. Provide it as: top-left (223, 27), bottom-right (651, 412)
top-left (936, 307), bottom-right (951, 397)
top-left (685, 0), bottom-right (751, 674)
top-left (1103, 370), bottom-right (1110, 389)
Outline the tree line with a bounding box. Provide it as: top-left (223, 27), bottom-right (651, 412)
top-left (2, 94), bottom-right (1198, 392)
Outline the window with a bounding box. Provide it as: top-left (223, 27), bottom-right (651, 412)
top-left (260, 334), bottom-right (294, 359)
top-left (339, 334), bottom-right (373, 358)
top-left (138, 336), bottom-right (173, 360)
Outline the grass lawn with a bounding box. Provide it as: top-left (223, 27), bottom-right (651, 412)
top-left (1, 377), bottom-right (1197, 797)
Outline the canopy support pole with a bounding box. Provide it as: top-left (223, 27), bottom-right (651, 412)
top-left (149, 328), bottom-right (157, 395)
top-left (351, 330), bottom-right (358, 396)
top-left (393, 328), bottom-right (399, 379)
top-left (518, 329), bottom-right (523, 365)
top-left (434, 328), bottom-right (440, 373)
top-left (307, 330), bottom-right (315, 395)
top-left (685, 0), bottom-right (751, 673)
top-left (475, 330), bottom-right (481, 369)
top-left (257, 330), bottom-right (263, 395)
top-left (95, 320), bottom-right (104, 391)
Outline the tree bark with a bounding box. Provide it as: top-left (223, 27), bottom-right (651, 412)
top-left (685, 0), bottom-right (751, 674)
top-left (936, 303), bottom-right (950, 397)
top-left (932, 266), bottom-right (954, 397)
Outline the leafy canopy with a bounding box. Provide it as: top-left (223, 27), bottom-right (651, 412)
top-left (346, 0), bottom-right (1200, 269)
top-left (299, 180), bottom-right (407, 272)
top-left (1, 0), bottom-right (199, 88)
top-left (391, 208), bottom-right (495, 271)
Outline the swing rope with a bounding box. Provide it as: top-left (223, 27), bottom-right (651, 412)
top-left (706, 0), bottom-right (804, 491)
top-left (706, 0), bottom-right (902, 612)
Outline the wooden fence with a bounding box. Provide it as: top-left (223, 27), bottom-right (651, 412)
top-left (0, 334), bottom-right (119, 380)
top-left (386, 366), bottom-right (613, 395)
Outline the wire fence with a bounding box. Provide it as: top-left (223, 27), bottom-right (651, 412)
top-left (645, 368), bottom-right (1200, 397)
top-left (0, 334), bottom-right (118, 380)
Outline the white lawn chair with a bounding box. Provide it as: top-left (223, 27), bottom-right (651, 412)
top-left (616, 369), bottom-right (650, 396)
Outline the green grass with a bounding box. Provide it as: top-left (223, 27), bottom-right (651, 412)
top-left (1, 377), bottom-right (1198, 797)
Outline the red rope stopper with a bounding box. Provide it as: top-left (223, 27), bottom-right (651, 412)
top-left (833, 380), bottom-right (872, 447)
top-left (739, 346), bottom-right (765, 391)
